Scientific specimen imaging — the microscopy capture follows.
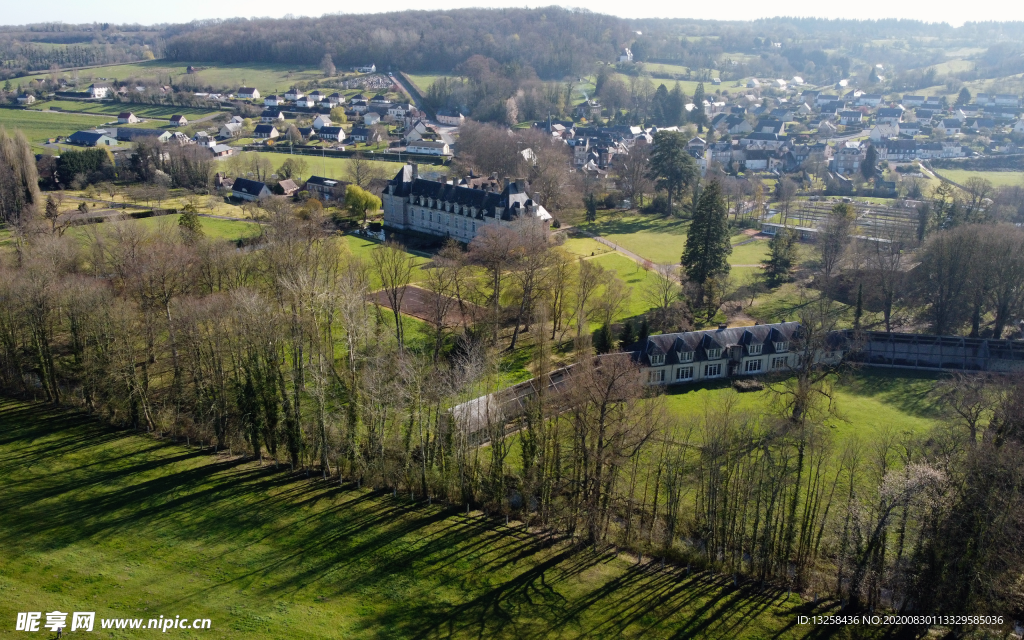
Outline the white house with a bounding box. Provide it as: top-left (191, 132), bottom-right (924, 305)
top-left (284, 89), bottom-right (304, 101)
top-left (219, 122), bottom-right (243, 138)
top-left (619, 48), bottom-right (633, 63)
top-left (312, 114), bottom-right (333, 130)
top-left (869, 123), bottom-right (899, 141)
top-left (1014, 119), bottom-right (1024, 134)
top-left (237, 87), bottom-right (260, 100)
top-left (295, 96), bottom-right (315, 108)
top-left (87, 84), bottom-right (110, 98)
top-left (118, 112), bottom-right (140, 124)
top-left (355, 64), bottom-right (376, 73)
top-left (406, 140), bottom-right (450, 155)
top-left (16, 94), bottom-right (35, 104)
top-left (316, 126), bottom-right (345, 142)
top-left (232, 178), bottom-right (271, 201)
top-left (260, 109), bottom-right (285, 123)
top-left (364, 112), bottom-right (381, 126)
top-left (264, 96), bottom-right (282, 107)
top-left (308, 90), bottom-right (324, 103)
top-left (170, 115), bottom-right (188, 127)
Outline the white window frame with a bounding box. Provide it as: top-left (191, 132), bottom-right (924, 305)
top-left (650, 354), bottom-right (665, 366)
top-left (678, 351), bottom-right (694, 363)
top-left (771, 356), bottom-right (788, 370)
top-left (774, 341), bottom-right (789, 352)
top-left (648, 369), bottom-right (665, 383)
top-left (706, 348), bottom-right (722, 359)
top-left (748, 344), bottom-right (763, 355)
top-left (705, 363), bottom-right (722, 377)
top-left (745, 359), bottom-right (762, 373)
top-left (675, 366), bottom-right (694, 381)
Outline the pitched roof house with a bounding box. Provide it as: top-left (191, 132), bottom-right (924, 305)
top-left (118, 112), bottom-right (140, 124)
top-left (237, 87), bottom-right (260, 100)
top-left (252, 124), bottom-right (279, 139)
top-left (232, 178), bottom-right (271, 201)
top-left (170, 115), bottom-right (188, 126)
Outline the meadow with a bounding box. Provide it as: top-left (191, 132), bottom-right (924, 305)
top-left (0, 108), bottom-right (107, 147)
top-left (64, 214), bottom-right (262, 245)
top-left (936, 168), bottom-right (1024, 188)
top-left (0, 398), bottom-right (891, 640)
top-left (25, 61), bottom-right (329, 94)
top-left (29, 99), bottom-right (219, 121)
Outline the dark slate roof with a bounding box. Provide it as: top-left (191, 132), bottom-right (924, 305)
top-left (68, 131), bottom-right (110, 145)
top-left (876, 108), bottom-right (903, 118)
top-left (232, 178), bottom-right (267, 196)
top-left (253, 124), bottom-right (278, 135)
top-left (116, 128), bottom-right (170, 141)
top-left (631, 322), bottom-right (803, 366)
top-left (305, 175), bottom-right (345, 188)
top-left (349, 127), bottom-right (375, 138)
top-left (260, 109), bottom-right (281, 118)
top-left (317, 126), bottom-right (344, 137)
top-left (387, 166), bottom-right (537, 222)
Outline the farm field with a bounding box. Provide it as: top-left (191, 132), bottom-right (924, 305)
top-left (0, 108), bottom-right (107, 147)
top-left (937, 168), bottom-right (1024, 188)
top-left (0, 398), bottom-right (854, 640)
top-left (25, 61), bottom-right (329, 94)
top-left (29, 99), bottom-right (218, 121)
top-left (405, 73), bottom-right (452, 93)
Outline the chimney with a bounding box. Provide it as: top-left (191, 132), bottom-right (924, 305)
top-left (717, 323), bottom-right (728, 331)
top-left (503, 176), bottom-right (511, 189)
top-left (515, 179), bottom-right (526, 192)
top-left (410, 162), bottom-right (418, 181)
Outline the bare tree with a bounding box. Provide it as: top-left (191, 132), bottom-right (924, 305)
top-left (371, 240), bottom-right (416, 349)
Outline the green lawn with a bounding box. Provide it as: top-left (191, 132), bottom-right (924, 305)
top-left (25, 61), bottom-right (329, 94)
top-left (66, 215), bottom-right (262, 245)
top-left (0, 108), bottom-right (107, 147)
top-left (257, 152), bottom-right (433, 182)
top-left (729, 239), bottom-right (769, 266)
top-left (937, 169), bottom-right (1024, 188)
top-left (405, 74), bottom-right (452, 93)
top-left (0, 398), bottom-right (845, 640)
top-left (663, 369), bottom-right (943, 442)
top-left (560, 236), bottom-right (613, 258)
top-left (30, 99), bottom-right (218, 121)
top-left (579, 214), bottom-right (688, 265)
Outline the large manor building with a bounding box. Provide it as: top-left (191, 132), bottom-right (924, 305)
top-left (381, 164), bottom-right (552, 242)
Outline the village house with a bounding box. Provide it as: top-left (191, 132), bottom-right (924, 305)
top-left (232, 178), bottom-right (271, 201)
top-left (902, 95), bottom-right (926, 107)
top-left (348, 127), bottom-right (383, 144)
top-left (264, 95), bottom-right (282, 107)
top-left (833, 143), bottom-right (866, 174)
top-left (364, 112), bottom-right (381, 126)
top-left (210, 144), bottom-right (234, 157)
top-left (326, 93), bottom-right (344, 107)
top-left (312, 114), bottom-right (332, 130)
top-left (253, 124), bottom-right (279, 139)
top-left (818, 120), bottom-right (839, 136)
top-left (277, 179), bottom-right (300, 196)
top-left (304, 175), bottom-right (348, 201)
top-left (369, 93), bottom-right (392, 106)
top-left (940, 119), bottom-right (962, 136)
top-left (382, 164), bottom-right (551, 242)
top-left (349, 99), bottom-right (369, 114)
top-left (284, 89), bottom-right (304, 101)
top-left (16, 94), bottom-right (35, 104)
top-left (355, 64), bottom-right (376, 73)
top-left (116, 128), bottom-right (172, 143)
top-left (295, 96), bottom-right (315, 108)
top-left (118, 112), bottom-right (140, 124)
top-left (307, 90), bottom-right (324, 103)
top-left (170, 115), bottom-right (188, 127)
top-left (839, 110), bottom-right (864, 126)
top-left (406, 140), bottom-right (450, 155)
top-left (237, 87), bottom-right (260, 100)
top-left (619, 48), bottom-right (633, 63)
top-left (316, 126), bottom-right (345, 142)
top-left (436, 109), bottom-right (466, 126)
top-left (87, 84), bottom-right (110, 98)
top-left (869, 123), bottom-right (899, 141)
top-left (261, 109), bottom-right (285, 123)
top-left (220, 122), bottom-right (243, 139)
top-left (876, 107), bottom-right (904, 125)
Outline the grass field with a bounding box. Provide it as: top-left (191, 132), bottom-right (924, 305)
top-left (0, 398), bottom-right (850, 640)
top-left (579, 214), bottom-right (688, 265)
top-left (259, 152), bottom-right (430, 183)
top-left (0, 108), bottom-right (107, 147)
top-left (405, 74), bottom-right (452, 93)
top-left (30, 99), bottom-right (218, 121)
top-left (663, 369), bottom-right (943, 442)
top-left (25, 61), bottom-right (329, 94)
top-left (65, 215), bottom-right (262, 245)
top-left (937, 169), bottom-right (1024, 188)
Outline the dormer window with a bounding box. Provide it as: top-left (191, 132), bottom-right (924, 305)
top-left (677, 350), bottom-right (694, 362)
top-left (748, 344), bottom-right (763, 355)
top-left (706, 348), bottom-right (722, 359)
top-left (650, 354), bottom-right (665, 366)
top-left (774, 341), bottom-right (789, 352)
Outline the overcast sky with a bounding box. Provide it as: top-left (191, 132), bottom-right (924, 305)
top-left (1, 0), bottom-right (1014, 27)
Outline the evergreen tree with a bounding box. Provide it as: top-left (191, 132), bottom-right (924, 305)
top-left (178, 204), bottom-right (203, 243)
top-left (861, 144), bottom-right (878, 181)
top-left (666, 82), bottom-right (686, 126)
top-left (584, 192), bottom-right (597, 222)
top-left (592, 323), bottom-right (612, 354)
top-left (647, 131), bottom-right (699, 215)
top-left (637, 317), bottom-right (650, 344)
top-left (764, 228), bottom-right (798, 284)
top-left (682, 179), bottom-right (732, 304)
top-left (690, 82), bottom-right (708, 128)
top-left (618, 320), bottom-right (635, 348)
top-left (955, 87), bottom-right (971, 108)
top-left (651, 84), bottom-right (669, 125)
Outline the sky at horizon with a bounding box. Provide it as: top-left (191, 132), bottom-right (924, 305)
top-left (1, 0), bottom-right (1016, 28)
